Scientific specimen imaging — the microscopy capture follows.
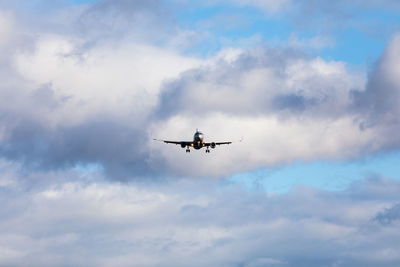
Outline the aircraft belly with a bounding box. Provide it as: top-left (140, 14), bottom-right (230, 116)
top-left (193, 141), bottom-right (202, 150)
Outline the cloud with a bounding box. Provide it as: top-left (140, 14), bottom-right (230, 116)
top-left (75, 0), bottom-right (174, 42)
top-left (0, 162), bottom-right (400, 266)
top-left (1, 2), bottom-right (400, 267)
top-left (1, 0), bottom-right (400, 179)
top-left (221, 0), bottom-right (292, 14)
top-left (150, 114), bottom-right (378, 177)
top-left (374, 203), bottom-right (400, 225)
top-left (0, 2), bottom-right (200, 179)
top-left (0, 10), bottom-right (14, 49)
top-left (287, 34), bottom-right (335, 51)
top-left (155, 47), bottom-right (358, 119)
top-left (149, 33), bottom-right (400, 177)
top-left (203, 0), bottom-right (400, 40)
top-left (353, 35), bottom-right (400, 118)
top-left (14, 36), bottom-right (200, 119)
top-left (352, 34), bottom-right (400, 150)
top-left (150, 45), bottom-right (369, 176)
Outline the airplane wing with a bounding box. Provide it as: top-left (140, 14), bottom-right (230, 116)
top-left (204, 137), bottom-right (242, 147)
top-left (203, 141), bottom-right (232, 146)
top-left (153, 139), bottom-right (192, 146)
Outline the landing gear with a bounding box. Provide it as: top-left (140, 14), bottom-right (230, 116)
top-left (205, 147), bottom-right (210, 153)
top-left (186, 146), bottom-right (190, 153)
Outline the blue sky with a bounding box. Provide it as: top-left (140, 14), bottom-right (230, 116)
top-left (169, 0), bottom-right (400, 64)
top-left (62, 0), bottom-right (398, 62)
top-left (1, 0), bottom-right (400, 266)
top-left (231, 151), bottom-right (400, 193)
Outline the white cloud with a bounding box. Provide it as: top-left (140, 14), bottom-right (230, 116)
top-left (150, 46), bottom-right (372, 176)
top-left (150, 114), bottom-right (376, 176)
top-left (148, 33), bottom-right (400, 176)
top-left (14, 35), bottom-right (201, 125)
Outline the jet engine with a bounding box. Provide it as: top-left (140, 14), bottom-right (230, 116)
top-left (211, 142), bottom-right (216, 149)
top-left (181, 142), bottom-right (186, 148)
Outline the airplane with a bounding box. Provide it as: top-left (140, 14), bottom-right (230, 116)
top-left (153, 129), bottom-right (236, 153)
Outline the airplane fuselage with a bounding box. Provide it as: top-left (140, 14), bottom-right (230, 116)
top-left (193, 131), bottom-right (204, 150)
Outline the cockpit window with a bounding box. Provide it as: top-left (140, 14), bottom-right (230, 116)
top-left (194, 132), bottom-right (204, 140)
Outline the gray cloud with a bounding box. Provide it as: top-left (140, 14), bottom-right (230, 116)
top-left (0, 0), bottom-right (197, 180)
top-left (374, 203), bottom-right (400, 225)
top-left (272, 93), bottom-right (310, 112)
top-left (352, 52), bottom-right (398, 119)
top-left (155, 46), bottom-right (349, 119)
top-left (76, 0), bottom-right (173, 41)
top-left (0, 78), bottom-right (154, 180)
top-left (1, 117), bottom-right (149, 178)
top-left (0, 165), bottom-right (400, 266)
top-left (351, 35), bottom-right (400, 150)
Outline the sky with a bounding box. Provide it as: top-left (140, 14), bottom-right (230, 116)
top-left (1, 0), bottom-right (400, 266)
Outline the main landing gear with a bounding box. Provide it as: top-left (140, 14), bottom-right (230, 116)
top-left (185, 146), bottom-right (210, 153)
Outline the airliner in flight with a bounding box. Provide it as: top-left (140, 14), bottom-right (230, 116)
top-left (154, 129), bottom-right (236, 153)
